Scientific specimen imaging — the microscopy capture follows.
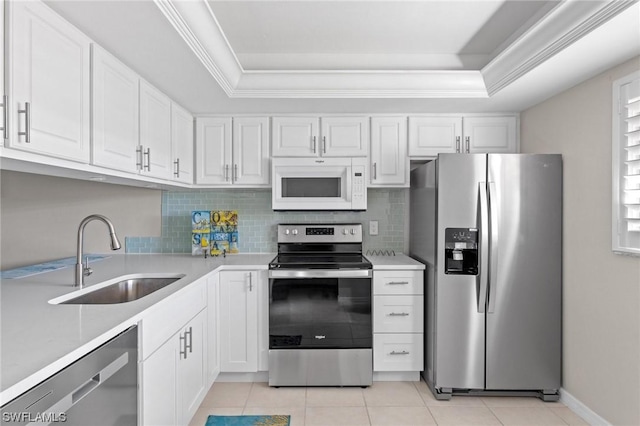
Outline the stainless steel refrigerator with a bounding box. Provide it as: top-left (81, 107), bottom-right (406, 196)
top-left (410, 153), bottom-right (562, 401)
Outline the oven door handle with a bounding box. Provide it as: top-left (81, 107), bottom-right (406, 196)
top-left (269, 269), bottom-right (372, 279)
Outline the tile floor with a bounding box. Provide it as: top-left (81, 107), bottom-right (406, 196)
top-left (189, 380), bottom-right (589, 426)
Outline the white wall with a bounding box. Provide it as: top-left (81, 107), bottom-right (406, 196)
top-left (520, 56), bottom-right (640, 426)
top-left (0, 171), bottom-right (163, 269)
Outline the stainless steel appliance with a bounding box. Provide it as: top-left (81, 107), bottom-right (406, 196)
top-left (271, 158), bottom-right (367, 210)
top-left (410, 154), bottom-right (562, 401)
top-left (1, 326), bottom-right (138, 425)
top-left (268, 223), bottom-right (373, 386)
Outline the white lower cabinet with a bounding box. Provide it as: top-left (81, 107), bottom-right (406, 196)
top-left (207, 272), bottom-right (221, 386)
top-left (372, 270), bottom-right (424, 372)
top-left (219, 270), bottom-right (259, 372)
top-left (140, 280), bottom-right (208, 426)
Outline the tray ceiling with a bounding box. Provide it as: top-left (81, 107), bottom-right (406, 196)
top-left (43, 0), bottom-right (640, 112)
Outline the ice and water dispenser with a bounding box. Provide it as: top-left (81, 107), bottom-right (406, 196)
top-left (444, 228), bottom-right (478, 275)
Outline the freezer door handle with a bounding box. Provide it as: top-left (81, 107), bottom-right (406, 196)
top-left (478, 182), bottom-right (489, 313)
top-left (487, 182), bottom-right (498, 314)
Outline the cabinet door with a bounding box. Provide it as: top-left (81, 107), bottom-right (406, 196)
top-left (140, 80), bottom-right (172, 179)
top-left (370, 117), bottom-right (407, 186)
top-left (321, 116), bottom-right (369, 157)
top-left (178, 310), bottom-right (207, 426)
top-left (8, 0), bottom-right (91, 162)
top-left (141, 339), bottom-right (177, 426)
top-left (92, 45), bottom-right (139, 173)
top-left (463, 116), bottom-right (518, 153)
top-left (171, 102), bottom-right (194, 184)
top-left (207, 273), bottom-right (220, 386)
top-left (408, 116), bottom-right (462, 157)
top-left (271, 116), bottom-right (319, 157)
top-left (196, 117), bottom-right (233, 184)
top-left (219, 270), bottom-right (258, 372)
top-left (233, 117), bottom-right (270, 185)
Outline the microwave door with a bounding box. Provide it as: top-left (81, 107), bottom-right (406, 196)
top-left (273, 167), bottom-right (351, 210)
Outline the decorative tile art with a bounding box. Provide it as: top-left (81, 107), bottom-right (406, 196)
top-left (192, 210), bottom-right (239, 256)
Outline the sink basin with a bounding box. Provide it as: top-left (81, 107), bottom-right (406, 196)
top-left (50, 274), bottom-right (185, 305)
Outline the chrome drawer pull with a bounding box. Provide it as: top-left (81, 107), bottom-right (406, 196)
top-left (18, 102), bottom-right (30, 143)
top-left (387, 281), bottom-right (409, 285)
top-left (389, 312), bottom-right (410, 316)
top-left (390, 350), bottom-right (410, 355)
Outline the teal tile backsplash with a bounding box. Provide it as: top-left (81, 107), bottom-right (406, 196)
top-left (125, 188), bottom-right (407, 254)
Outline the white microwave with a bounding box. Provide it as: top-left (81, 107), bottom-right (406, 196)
top-left (272, 157), bottom-right (367, 211)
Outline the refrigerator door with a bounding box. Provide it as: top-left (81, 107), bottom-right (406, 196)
top-left (434, 154), bottom-right (486, 390)
top-left (485, 154), bottom-right (562, 390)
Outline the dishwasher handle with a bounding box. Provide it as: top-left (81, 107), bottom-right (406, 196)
top-left (41, 353), bottom-right (129, 416)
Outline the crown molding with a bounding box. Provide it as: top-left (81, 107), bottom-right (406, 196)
top-left (155, 0), bottom-right (637, 99)
top-left (482, 0), bottom-right (638, 96)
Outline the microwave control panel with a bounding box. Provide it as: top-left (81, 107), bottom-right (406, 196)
top-left (352, 163), bottom-right (366, 209)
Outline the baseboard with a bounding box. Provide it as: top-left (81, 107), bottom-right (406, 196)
top-left (216, 372), bottom-right (269, 382)
top-left (560, 387), bottom-right (611, 426)
top-left (373, 371), bottom-right (420, 381)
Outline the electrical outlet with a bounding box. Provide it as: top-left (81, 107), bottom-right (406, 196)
top-left (369, 220), bottom-right (379, 236)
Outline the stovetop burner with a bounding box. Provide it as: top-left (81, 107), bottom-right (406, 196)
top-left (269, 253), bottom-right (372, 270)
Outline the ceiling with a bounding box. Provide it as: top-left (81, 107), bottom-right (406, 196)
top-left (45, 0), bottom-right (640, 114)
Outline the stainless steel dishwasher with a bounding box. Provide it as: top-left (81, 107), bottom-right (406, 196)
top-left (1, 326), bottom-right (138, 425)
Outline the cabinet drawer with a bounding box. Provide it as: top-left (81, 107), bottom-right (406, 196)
top-left (373, 270), bottom-right (423, 295)
top-left (141, 278), bottom-right (206, 360)
top-left (374, 334), bottom-right (423, 372)
top-left (374, 296), bottom-right (423, 333)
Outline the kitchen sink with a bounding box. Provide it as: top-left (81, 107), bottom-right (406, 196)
top-left (50, 274), bottom-right (185, 305)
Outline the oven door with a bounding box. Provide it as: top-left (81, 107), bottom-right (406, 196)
top-left (272, 158), bottom-right (353, 210)
top-left (269, 270), bottom-right (372, 350)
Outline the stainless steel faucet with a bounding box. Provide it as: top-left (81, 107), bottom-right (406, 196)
top-left (75, 214), bottom-right (121, 288)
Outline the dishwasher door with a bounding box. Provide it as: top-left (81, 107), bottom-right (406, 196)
top-left (1, 326), bottom-right (138, 425)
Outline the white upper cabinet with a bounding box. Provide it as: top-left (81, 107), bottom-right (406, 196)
top-left (409, 115), bottom-right (518, 156)
top-left (92, 45), bottom-right (139, 173)
top-left (1, 0), bottom-right (5, 142)
top-left (272, 116), bottom-right (368, 157)
top-left (171, 102), bottom-right (194, 184)
top-left (408, 116), bottom-right (462, 157)
top-left (370, 117), bottom-right (408, 186)
top-left (7, 0), bottom-right (91, 162)
top-left (233, 117), bottom-right (270, 185)
top-left (196, 117), bottom-right (232, 184)
top-left (271, 116), bottom-right (319, 157)
top-left (139, 80), bottom-right (173, 180)
top-left (196, 117), bottom-right (270, 186)
top-left (463, 116), bottom-right (518, 153)
top-left (321, 116), bottom-right (368, 157)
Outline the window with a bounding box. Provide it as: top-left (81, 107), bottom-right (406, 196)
top-left (613, 70), bottom-right (640, 256)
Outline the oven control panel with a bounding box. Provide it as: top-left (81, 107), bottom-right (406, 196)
top-left (277, 224), bottom-right (363, 243)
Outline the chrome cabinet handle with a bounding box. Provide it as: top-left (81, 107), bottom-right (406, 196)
top-left (225, 164), bottom-right (229, 181)
top-left (312, 136), bottom-right (317, 153)
top-left (18, 102), bottom-right (30, 143)
top-left (248, 273), bottom-right (253, 292)
top-left (323, 136), bottom-right (326, 153)
top-left (465, 136), bottom-right (470, 153)
top-left (144, 148), bottom-right (151, 171)
top-left (186, 326), bottom-right (193, 354)
top-left (389, 312), bottom-right (410, 316)
top-left (373, 162), bottom-right (377, 180)
top-left (456, 136), bottom-right (461, 153)
top-left (387, 281), bottom-right (409, 285)
top-left (179, 332), bottom-right (187, 359)
top-left (234, 164), bottom-right (238, 182)
top-left (1, 95), bottom-right (7, 140)
top-left (390, 351), bottom-right (410, 355)
top-left (174, 158), bottom-right (180, 178)
top-left (136, 146), bottom-right (143, 170)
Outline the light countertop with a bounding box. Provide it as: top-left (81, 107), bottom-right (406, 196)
top-left (366, 253), bottom-right (425, 270)
top-left (0, 253), bottom-right (274, 405)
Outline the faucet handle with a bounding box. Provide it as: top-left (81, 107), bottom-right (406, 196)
top-left (83, 256), bottom-right (93, 277)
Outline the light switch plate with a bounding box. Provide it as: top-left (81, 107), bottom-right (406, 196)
top-left (369, 220), bottom-right (379, 236)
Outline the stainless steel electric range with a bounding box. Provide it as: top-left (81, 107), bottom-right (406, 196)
top-left (268, 223), bottom-right (373, 387)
